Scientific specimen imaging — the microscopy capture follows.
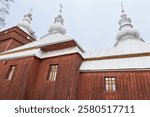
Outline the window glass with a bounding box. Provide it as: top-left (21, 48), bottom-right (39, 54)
top-left (6, 65), bottom-right (16, 80)
top-left (48, 65), bottom-right (58, 81)
top-left (105, 77), bottom-right (116, 91)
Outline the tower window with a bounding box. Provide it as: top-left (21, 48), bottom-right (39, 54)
top-left (47, 65), bottom-right (58, 81)
top-left (6, 65), bottom-right (16, 80)
top-left (104, 77), bottom-right (116, 91)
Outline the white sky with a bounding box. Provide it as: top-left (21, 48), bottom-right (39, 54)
top-left (4, 0), bottom-right (150, 50)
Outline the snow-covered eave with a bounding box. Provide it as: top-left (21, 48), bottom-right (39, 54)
top-left (80, 56), bottom-right (150, 72)
top-left (16, 26), bottom-right (33, 37)
top-left (72, 39), bottom-right (85, 52)
top-left (40, 33), bottom-right (85, 52)
top-left (0, 49), bottom-right (42, 61)
top-left (84, 52), bottom-right (150, 61)
top-left (0, 46), bottom-right (84, 61)
top-left (80, 68), bottom-right (150, 72)
top-left (40, 34), bottom-right (85, 52)
top-left (0, 26), bottom-right (36, 41)
top-left (3, 37), bottom-right (85, 57)
top-left (6, 38), bottom-right (75, 53)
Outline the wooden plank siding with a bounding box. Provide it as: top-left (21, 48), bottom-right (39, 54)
top-left (0, 57), bottom-right (37, 99)
top-left (30, 53), bottom-right (83, 100)
top-left (0, 53), bottom-right (83, 100)
top-left (0, 26), bottom-right (35, 42)
top-left (0, 40), bottom-right (11, 52)
top-left (78, 71), bottom-right (150, 100)
top-left (5, 39), bottom-right (23, 51)
top-left (41, 40), bottom-right (77, 52)
top-left (0, 26), bottom-right (35, 52)
top-left (0, 39), bottom-right (22, 52)
top-left (0, 52), bottom-right (150, 100)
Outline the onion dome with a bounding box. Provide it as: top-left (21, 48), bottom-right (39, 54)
top-left (48, 4), bottom-right (66, 35)
top-left (17, 10), bottom-right (35, 36)
top-left (115, 2), bottom-right (142, 46)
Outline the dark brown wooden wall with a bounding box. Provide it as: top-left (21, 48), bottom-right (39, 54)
top-left (0, 27), bottom-right (35, 42)
top-left (0, 53), bottom-right (83, 100)
top-left (29, 53), bottom-right (83, 100)
top-left (41, 40), bottom-right (77, 52)
top-left (0, 39), bottom-right (22, 52)
top-left (1, 53), bottom-right (150, 100)
top-left (0, 57), bottom-right (37, 99)
top-left (0, 40), bottom-right (11, 52)
top-left (0, 26), bottom-right (35, 52)
top-left (78, 71), bottom-right (150, 100)
top-left (6, 39), bottom-right (23, 51)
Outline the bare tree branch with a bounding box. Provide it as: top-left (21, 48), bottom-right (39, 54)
top-left (0, 0), bottom-right (14, 29)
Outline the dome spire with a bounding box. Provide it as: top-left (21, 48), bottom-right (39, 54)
top-left (119, 1), bottom-right (133, 29)
top-left (59, 4), bottom-right (63, 14)
top-left (48, 4), bottom-right (66, 34)
top-left (121, 1), bottom-right (124, 12)
top-left (115, 2), bottom-right (142, 46)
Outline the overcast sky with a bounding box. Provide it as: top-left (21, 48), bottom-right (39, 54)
top-left (4, 0), bottom-right (150, 50)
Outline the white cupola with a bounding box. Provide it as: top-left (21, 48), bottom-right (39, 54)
top-left (115, 2), bottom-right (144, 47)
top-left (17, 10), bottom-right (35, 36)
top-left (48, 4), bottom-right (66, 35)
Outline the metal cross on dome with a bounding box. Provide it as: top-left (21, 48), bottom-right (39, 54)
top-left (121, 1), bottom-right (125, 12)
top-left (59, 4), bottom-right (63, 13)
top-left (30, 8), bottom-right (33, 14)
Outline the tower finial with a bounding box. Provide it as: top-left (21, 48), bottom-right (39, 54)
top-left (115, 2), bottom-right (141, 46)
top-left (121, 1), bottom-right (124, 12)
top-left (59, 4), bottom-right (63, 14)
top-left (30, 8), bottom-right (33, 14)
top-left (48, 3), bottom-right (66, 34)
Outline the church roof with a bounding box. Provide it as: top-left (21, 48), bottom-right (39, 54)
top-left (80, 56), bottom-right (150, 71)
top-left (0, 47), bottom-right (83, 61)
top-left (7, 33), bottom-right (73, 52)
top-left (0, 9), bottom-right (84, 60)
top-left (5, 6), bottom-right (84, 53)
top-left (80, 2), bottom-right (150, 71)
top-left (1, 3), bottom-right (150, 71)
top-left (84, 37), bottom-right (150, 59)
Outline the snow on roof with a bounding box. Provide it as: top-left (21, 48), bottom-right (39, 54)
top-left (0, 47), bottom-right (83, 61)
top-left (41, 47), bottom-right (83, 59)
top-left (7, 33), bottom-right (73, 52)
top-left (80, 56), bottom-right (150, 71)
top-left (84, 37), bottom-right (150, 59)
top-left (0, 30), bottom-right (85, 61)
top-left (0, 49), bottom-right (42, 61)
top-left (1, 26), bottom-right (150, 71)
top-left (80, 36), bottom-right (150, 71)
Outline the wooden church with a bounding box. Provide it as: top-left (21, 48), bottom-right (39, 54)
top-left (0, 4), bottom-right (150, 100)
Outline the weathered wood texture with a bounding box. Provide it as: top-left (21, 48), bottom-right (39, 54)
top-left (0, 55), bottom-right (150, 100)
top-left (7, 39), bottom-right (23, 51)
top-left (0, 40), bottom-right (11, 52)
top-left (30, 53), bottom-right (83, 100)
top-left (0, 26), bottom-right (35, 52)
top-left (0, 26), bottom-right (35, 42)
top-left (41, 40), bottom-right (78, 51)
top-left (78, 71), bottom-right (150, 100)
top-left (0, 57), bottom-right (36, 99)
top-left (0, 53), bottom-right (83, 100)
